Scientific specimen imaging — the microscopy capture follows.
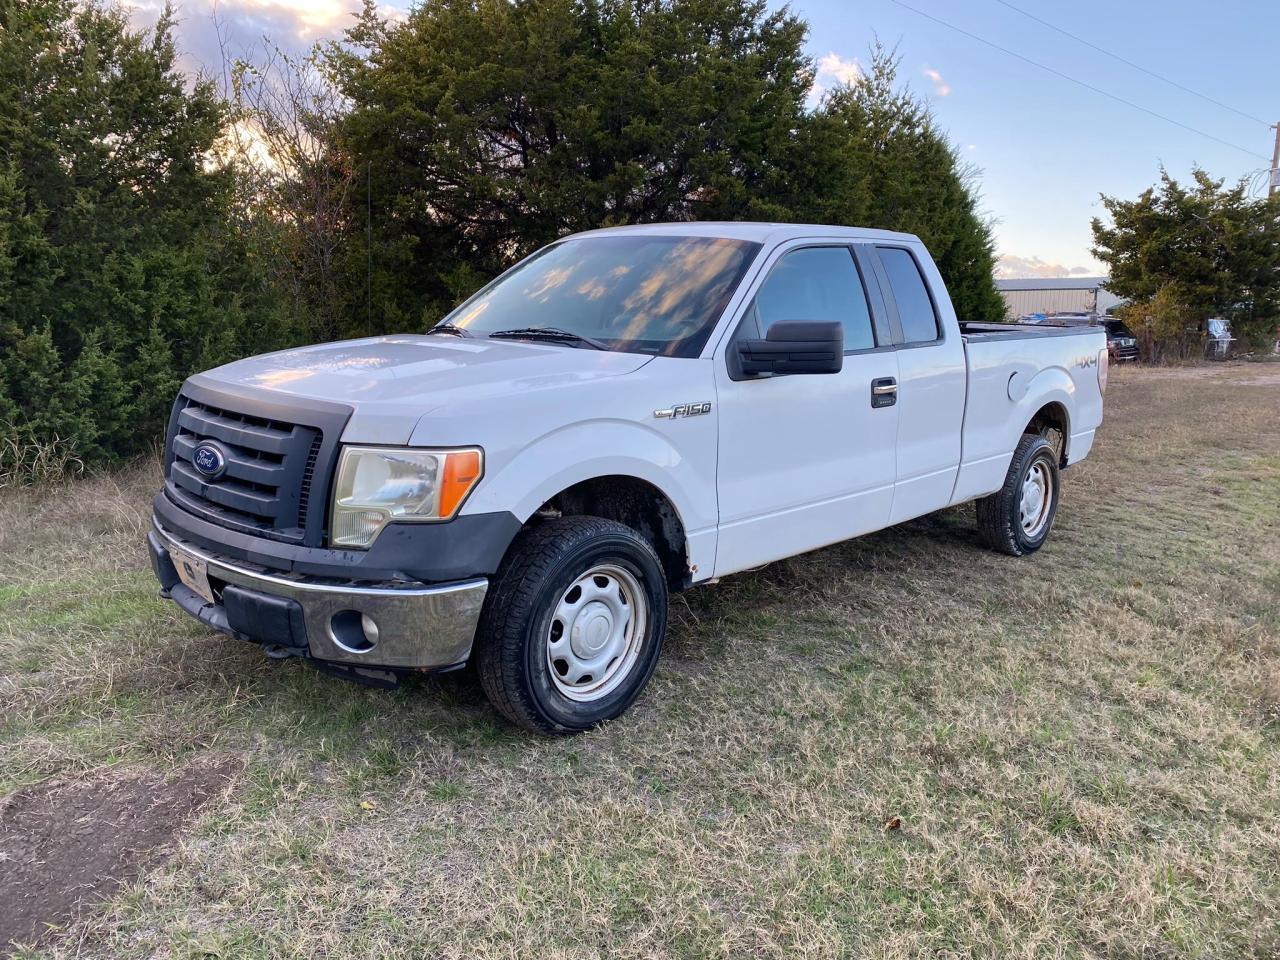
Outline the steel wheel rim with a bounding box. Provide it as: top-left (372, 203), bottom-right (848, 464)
top-left (546, 563), bottom-right (647, 703)
top-left (1019, 459), bottom-right (1054, 539)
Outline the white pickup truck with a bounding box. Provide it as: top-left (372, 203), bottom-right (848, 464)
top-left (148, 223), bottom-right (1107, 733)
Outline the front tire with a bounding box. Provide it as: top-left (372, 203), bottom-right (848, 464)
top-left (473, 516), bottom-right (668, 734)
top-left (976, 433), bottom-right (1061, 556)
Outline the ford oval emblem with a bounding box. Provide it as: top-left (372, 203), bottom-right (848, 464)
top-left (191, 441), bottom-right (227, 480)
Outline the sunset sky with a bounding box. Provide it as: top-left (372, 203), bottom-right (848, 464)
top-left (129, 0), bottom-right (1280, 278)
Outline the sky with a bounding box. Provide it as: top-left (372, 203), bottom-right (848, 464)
top-left (801, 0), bottom-right (1280, 276)
top-left (129, 0), bottom-right (1280, 278)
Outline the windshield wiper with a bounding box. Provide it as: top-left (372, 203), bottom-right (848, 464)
top-left (427, 321), bottom-right (473, 338)
top-left (487, 327), bottom-right (607, 350)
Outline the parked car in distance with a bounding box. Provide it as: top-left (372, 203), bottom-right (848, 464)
top-left (1025, 312), bottom-right (1139, 363)
top-left (1101, 318), bottom-right (1139, 362)
top-left (147, 223), bottom-right (1108, 734)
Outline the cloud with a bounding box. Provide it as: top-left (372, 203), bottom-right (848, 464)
top-left (818, 52), bottom-right (862, 86)
top-left (233, 0), bottom-right (364, 35)
top-left (995, 254), bottom-right (1095, 279)
top-left (808, 52), bottom-right (861, 105)
top-left (125, 0), bottom-right (405, 76)
top-left (922, 66), bottom-right (951, 97)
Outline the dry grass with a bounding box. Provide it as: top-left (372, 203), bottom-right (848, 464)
top-left (0, 434), bottom-right (84, 489)
top-left (2, 364), bottom-right (1278, 959)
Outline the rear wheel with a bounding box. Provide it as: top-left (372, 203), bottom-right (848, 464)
top-left (473, 516), bottom-right (667, 734)
top-left (976, 433), bottom-right (1061, 556)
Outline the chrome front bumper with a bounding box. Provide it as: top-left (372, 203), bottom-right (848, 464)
top-left (149, 521), bottom-right (488, 670)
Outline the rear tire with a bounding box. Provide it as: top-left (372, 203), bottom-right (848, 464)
top-left (473, 516), bottom-right (667, 735)
top-left (976, 433), bottom-right (1061, 556)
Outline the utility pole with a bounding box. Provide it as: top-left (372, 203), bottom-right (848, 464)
top-left (1273, 124), bottom-right (1280, 355)
top-left (1270, 122), bottom-right (1280, 198)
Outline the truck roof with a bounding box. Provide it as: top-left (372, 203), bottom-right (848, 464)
top-left (563, 221), bottom-right (923, 246)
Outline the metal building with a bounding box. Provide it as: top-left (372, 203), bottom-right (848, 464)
top-left (995, 277), bottom-right (1124, 321)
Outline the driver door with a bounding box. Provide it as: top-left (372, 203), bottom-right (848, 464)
top-left (713, 241), bottom-right (900, 577)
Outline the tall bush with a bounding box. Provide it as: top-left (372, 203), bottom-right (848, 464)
top-left (1093, 168), bottom-right (1280, 354)
top-left (798, 47), bottom-right (1005, 322)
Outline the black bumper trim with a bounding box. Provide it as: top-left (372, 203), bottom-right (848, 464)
top-left (151, 531), bottom-right (249, 641)
top-left (149, 530), bottom-right (180, 592)
top-left (154, 491), bottom-right (521, 584)
top-left (223, 584), bottom-right (308, 651)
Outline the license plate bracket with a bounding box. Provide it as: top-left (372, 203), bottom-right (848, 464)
top-left (169, 544), bottom-right (215, 604)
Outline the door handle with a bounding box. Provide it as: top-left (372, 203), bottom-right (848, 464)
top-left (871, 377), bottom-right (897, 408)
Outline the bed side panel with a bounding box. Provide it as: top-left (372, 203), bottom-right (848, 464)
top-left (953, 330), bottom-right (1105, 504)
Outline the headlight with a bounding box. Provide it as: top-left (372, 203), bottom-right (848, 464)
top-left (331, 446), bottom-right (482, 548)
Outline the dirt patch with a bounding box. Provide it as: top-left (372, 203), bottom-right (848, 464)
top-left (0, 758), bottom-right (239, 954)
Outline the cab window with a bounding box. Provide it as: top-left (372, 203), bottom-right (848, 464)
top-left (747, 246), bottom-right (876, 351)
top-left (877, 247), bottom-right (939, 344)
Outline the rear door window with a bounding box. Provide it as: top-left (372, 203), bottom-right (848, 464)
top-left (877, 247), bottom-right (939, 344)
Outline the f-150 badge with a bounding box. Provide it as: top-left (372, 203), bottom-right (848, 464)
top-left (654, 402), bottom-right (712, 420)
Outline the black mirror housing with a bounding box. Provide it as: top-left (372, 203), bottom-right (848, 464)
top-left (735, 320), bottom-right (843, 378)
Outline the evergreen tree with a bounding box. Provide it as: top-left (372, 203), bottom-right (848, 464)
top-left (2, 324), bottom-right (66, 441)
top-left (1, 0), bottom-right (1008, 472)
top-left (799, 48), bottom-right (1004, 320)
top-left (329, 0), bottom-right (814, 330)
top-left (66, 331), bottom-right (129, 461)
top-left (327, 3), bottom-right (1002, 331)
top-left (0, 0), bottom-right (289, 466)
top-left (126, 322), bottom-right (180, 447)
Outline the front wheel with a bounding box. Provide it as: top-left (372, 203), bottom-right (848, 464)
top-left (473, 516), bottom-right (668, 734)
top-left (976, 433), bottom-right (1061, 556)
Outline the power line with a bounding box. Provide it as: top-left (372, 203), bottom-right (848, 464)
top-left (887, 0), bottom-right (1272, 163)
top-left (991, 0), bottom-right (1272, 128)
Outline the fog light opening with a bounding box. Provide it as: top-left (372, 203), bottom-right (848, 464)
top-left (330, 609), bottom-right (378, 654)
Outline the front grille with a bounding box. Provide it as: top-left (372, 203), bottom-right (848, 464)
top-left (164, 384), bottom-right (351, 547)
top-left (168, 396), bottom-right (319, 542)
top-left (296, 432), bottom-right (324, 522)
top-left (1112, 341), bottom-right (1139, 360)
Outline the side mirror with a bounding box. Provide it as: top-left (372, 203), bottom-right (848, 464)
top-left (736, 320), bottom-right (843, 378)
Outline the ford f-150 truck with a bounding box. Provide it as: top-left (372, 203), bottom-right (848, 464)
top-left (148, 223), bottom-right (1107, 734)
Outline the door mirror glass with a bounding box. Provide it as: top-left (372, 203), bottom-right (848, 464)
top-left (736, 320), bottom-right (843, 378)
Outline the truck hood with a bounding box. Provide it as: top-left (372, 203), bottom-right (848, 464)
top-left (197, 335), bottom-right (654, 444)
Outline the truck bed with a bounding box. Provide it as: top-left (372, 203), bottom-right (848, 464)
top-left (959, 321), bottom-right (1102, 342)
top-left (950, 320), bottom-right (1107, 505)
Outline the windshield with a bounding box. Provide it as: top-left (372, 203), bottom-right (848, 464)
top-left (442, 235), bottom-right (761, 357)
